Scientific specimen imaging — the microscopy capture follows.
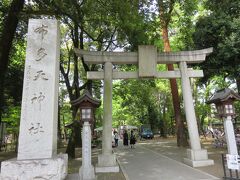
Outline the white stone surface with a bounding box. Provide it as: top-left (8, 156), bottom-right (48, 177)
top-left (0, 19), bottom-right (68, 180)
top-left (95, 165), bottom-right (119, 173)
top-left (96, 62), bottom-right (118, 171)
top-left (87, 70), bottom-right (203, 80)
top-left (0, 154), bottom-right (68, 180)
top-left (180, 62), bottom-right (214, 167)
top-left (224, 116), bottom-right (238, 155)
top-left (186, 148), bottom-right (208, 160)
top-left (138, 45), bottom-right (157, 78)
top-left (97, 154), bottom-right (118, 167)
top-left (74, 47), bottom-right (213, 64)
top-left (102, 62), bottom-right (113, 156)
top-left (79, 122), bottom-right (95, 180)
top-left (17, 19), bottom-right (60, 160)
top-left (79, 166), bottom-right (95, 180)
top-left (179, 61), bottom-right (201, 150)
top-left (184, 149), bottom-right (214, 167)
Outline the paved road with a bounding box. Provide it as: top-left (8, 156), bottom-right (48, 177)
top-left (114, 143), bottom-right (219, 180)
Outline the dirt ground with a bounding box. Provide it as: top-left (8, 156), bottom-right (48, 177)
top-left (197, 137), bottom-right (227, 178)
top-left (0, 137), bottom-right (230, 179)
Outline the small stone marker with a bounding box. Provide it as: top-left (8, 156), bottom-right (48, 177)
top-left (224, 115), bottom-right (238, 161)
top-left (79, 122), bottom-right (95, 180)
top-left (226, 154), bottom-right (239, 170)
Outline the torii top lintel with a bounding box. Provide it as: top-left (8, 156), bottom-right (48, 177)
top-left (74, 45), bottom-right (213, 79)
top-left (74, 45), bottom-right (213, 65)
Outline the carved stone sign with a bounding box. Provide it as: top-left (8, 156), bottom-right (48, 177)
top-left (17, 19), bottom-right (60, 160)
top-left (0, 19), bottom-right (67, 180)
top-left (138, 45), bottom-right (157, 78)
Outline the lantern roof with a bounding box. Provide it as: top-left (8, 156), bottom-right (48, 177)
top-left (71, 90), bottom-right (101, 108)
top-left (206, 88), bottom-right (240, 104)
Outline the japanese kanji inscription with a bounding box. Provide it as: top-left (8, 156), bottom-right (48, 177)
top-left (17, 19), bottom-right (60, 160)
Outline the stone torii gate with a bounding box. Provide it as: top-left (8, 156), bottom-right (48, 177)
top-left (75, 45), bottom-right (214, 171)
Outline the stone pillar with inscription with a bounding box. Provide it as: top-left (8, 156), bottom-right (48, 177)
top-left (79, 122), bottom-right (95, 180)
top-left (224, 116), bottom-right (238, 155)
top-left (0, 19), bottom-right (68, 180)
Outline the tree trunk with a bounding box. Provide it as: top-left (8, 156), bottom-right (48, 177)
top-left (66, 130), bottom-right (75, 158)
top-left (64, 22), bottom-right (82, 156)
top-left (0, 0), bottom-right (25, 123)
top-left (74, 125), bottom-right (82, 147)
top-left (236, 77), bottom-right (240, 94)
top-left (162, 23), bottom-right (187, 147)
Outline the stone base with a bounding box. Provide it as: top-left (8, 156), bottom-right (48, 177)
top-left (0, 153), bottom-right (68, 180)
top-left (95, 165), bottom-right (119, 173)
top-left (96, 153), bottom-right (119, 172)
top-left (98, 154), bottom-right (117, 167)
top-left (184, 149), bottom-right (214, 167)
top-left (184, 158), bottom-right (214, 167)
top-left (79, 165), bottom-right (95, 180)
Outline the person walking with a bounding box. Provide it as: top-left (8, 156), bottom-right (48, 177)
top-left (123, 130), bottom-right (129, 147)
top-left (130, 130), bottom-right (136, 148)
top-left (114, 131), bottom-right (119, 147)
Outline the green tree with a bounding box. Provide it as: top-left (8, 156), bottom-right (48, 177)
top-left (193, 0), bottom-right (240, 93)
top-left (0, 0), bottom-right (25, 123)
top-left (2, 105), bottom-right (21, 151)
top-left (113, 74), bottom-right (175, 137)
top-left (156, 0), bottom-right (199, 146)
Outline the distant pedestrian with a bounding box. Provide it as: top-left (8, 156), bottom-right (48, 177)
top-left (130, 130), bottom-right (136, 148)
top-left (114, 131), bottom-right (119, 147)
top-left (123, 130), bottom-right (129, 147)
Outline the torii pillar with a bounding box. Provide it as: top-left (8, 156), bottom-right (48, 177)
top-left (96, 61), bottom-right (119, 172)
top-left (180, 61), bottom-right (214, 167)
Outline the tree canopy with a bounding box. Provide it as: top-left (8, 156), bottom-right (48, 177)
top-left (193, 0), bottom-right (240, 92)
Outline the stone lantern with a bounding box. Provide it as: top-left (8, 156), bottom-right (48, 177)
top-left (71, 90), bottom-right (101, 180)
top-left (207, 88), bottom-right (240, 155)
